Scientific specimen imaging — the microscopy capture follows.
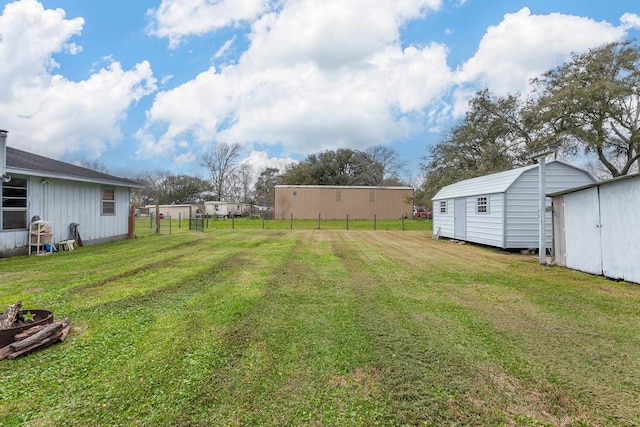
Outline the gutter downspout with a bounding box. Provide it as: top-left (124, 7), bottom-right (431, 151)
top-left (0, 129), bottom-right (7, 177)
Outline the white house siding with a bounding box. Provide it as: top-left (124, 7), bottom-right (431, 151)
top-left (465, 194), bottom-right (504, 247)
top-left (1, 176), bottom-right (131, 254)
top-left (31, 177), bottom-right (131, 245)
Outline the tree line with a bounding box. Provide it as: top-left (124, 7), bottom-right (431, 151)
top-left (130, 144), bottom-right (408, 212)
top-left (124, 40), bottom-right (639, 212)
top-left (416, 40), bottom-right (640, 207)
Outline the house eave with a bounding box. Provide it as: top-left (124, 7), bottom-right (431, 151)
top-left (6, 167), bottom-right (145, 188)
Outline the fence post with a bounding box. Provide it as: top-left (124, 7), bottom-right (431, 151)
top-left (155, 203), bottom-right (160, 234)
top-left (232, 216), bottom-right (235, 229)
top-left (318, 213), bottom-right (321, 229)
top-left (402, 216), bottom-right (405, 231)
top-left (262, 214), bottom-right (265, 229)
top-left (290, 213), bottom-right (293, 230)
top-left (179, 213), bottom-right (181, 229)
top-left (374, 214), bottom-right (377, 231)
top-left (346, 214), bottom-right (349, 230)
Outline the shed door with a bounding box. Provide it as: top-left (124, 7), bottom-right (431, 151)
top-left (454, 198), bottom-right (467, 240)
top-left (564, 187), bottom-right (602, 275)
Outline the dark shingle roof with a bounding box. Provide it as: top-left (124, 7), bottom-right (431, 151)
top-left (6, 146), bottom-right (142, 187)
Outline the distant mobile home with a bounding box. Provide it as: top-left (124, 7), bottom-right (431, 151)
top-left (274, 185), bottom-right (414, 220)
top-left (431, 161), bottom-right (595, 249)
top-left (550, 173), bottom-right (640, 284)
top-left (146, 204), bottom-right (204, 220)
top-left (0, 130), bottom-right (143, 257)
top-left (204, 201), bottom-right (251, 218)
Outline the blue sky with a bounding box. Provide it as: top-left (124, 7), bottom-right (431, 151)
top-left (1, 0), bottom-right (639, 182)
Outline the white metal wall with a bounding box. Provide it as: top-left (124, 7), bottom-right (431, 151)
top-left (599, 178), bottom-right (639, 282)
top-left (465, 194), bottom-right (504, 247)
top-left (560, 176), bottom-right (640, 284)
top-left (432, 199), bottom-right (454, 238)
top-left (505, 163), bottom-right (595, 248)
top-left (563, 188), bottom-right (602, 275)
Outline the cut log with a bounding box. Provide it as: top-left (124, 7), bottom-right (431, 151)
top-left (58, 319), bottom-right (72, 342)
top-left (13, 324), bottom-right (48, 341)
top-left (0, 344), bottom-right (12, 360)
top-left (9, 322), bottom-right (64, 351)
top-left (7, 330), bottom-right (65, 359)
top-left (0, 318), bottom-right (71, 361)
top-left (0, 302), bottom-right (22, 329)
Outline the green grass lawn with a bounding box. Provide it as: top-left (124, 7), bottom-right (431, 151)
top-left (0, 225), bottom-right (638, 426)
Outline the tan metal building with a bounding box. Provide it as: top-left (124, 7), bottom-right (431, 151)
top-left (275, 185), bottom-right (414, 220)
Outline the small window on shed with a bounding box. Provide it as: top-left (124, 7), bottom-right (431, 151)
top-left (102, 187), bottom-right (115, 215)
top-left (336, 190), bottom-right (342, 205)
top-left (476, 196), bottom-right (488, 214)
top-left (439, 200), bottom-right (447, 214)
top-left (369, 190), bottom-right (375, 204)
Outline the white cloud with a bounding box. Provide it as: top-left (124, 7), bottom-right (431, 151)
top-left (456, 7), bottom-right (626, 95)
top-left (148, 0), bottom-right (270, 49)
top-left (139, 0), bottom-right (448, 160)
top-left (214, 36), bottom-right (236, 59)
top-left (0, 0), bottom-right (157, 159)
top-left (241, 150), bottom-right (297, 176)
top-left (621, 13), bottom-right (640, 30)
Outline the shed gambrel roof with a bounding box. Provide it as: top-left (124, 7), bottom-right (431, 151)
top-left (431, 161), bottom-right (592, 200)
top-left (6, 146), bottom-right (143, 188)
top-left (432, 164), bottom-right (538, 200)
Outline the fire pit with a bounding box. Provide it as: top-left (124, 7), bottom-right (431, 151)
top-left (0, 309), bottom-right (54, 348)
top-left (0, 302), bottom-right (70, 360)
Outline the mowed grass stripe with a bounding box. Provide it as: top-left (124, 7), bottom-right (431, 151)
top-left (0, 229), bottom-right (638, 426)
top-left (192, 230), bottom-right (390, 426)
top-left (333, 231), bottom-right (640, 426)
top-left (1, 232), bottom-right (297, 426)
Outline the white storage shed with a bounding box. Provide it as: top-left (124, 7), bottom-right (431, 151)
top-left (549, 173), bottom-right (640, 284)
top-left (432, 161), bottom-right (595, 249)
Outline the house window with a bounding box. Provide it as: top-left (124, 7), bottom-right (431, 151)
top-left (439, 200), bottom-right (447, 214)
top-left (102, 187), bottom-right (115, 215)
top-left (476, 196), bottom-right (488, 214)
top-left (1, 177), bottom-right (28, 230)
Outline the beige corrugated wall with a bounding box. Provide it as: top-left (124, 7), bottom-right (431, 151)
top-left (275, 186), bottom-right (413, 220)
